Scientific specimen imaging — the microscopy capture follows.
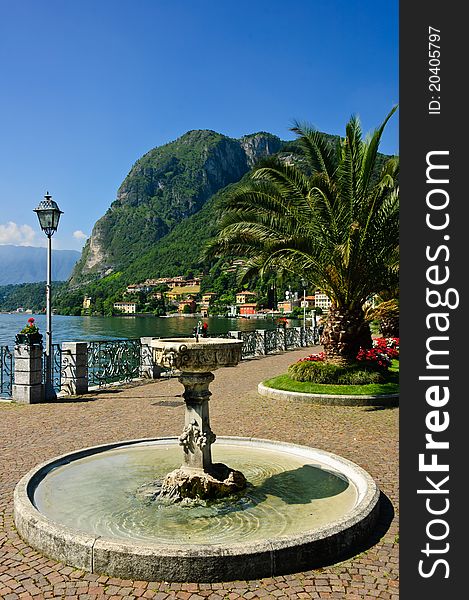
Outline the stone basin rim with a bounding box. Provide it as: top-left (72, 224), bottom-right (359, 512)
top-left (14, 436), bottom-right (379, 555)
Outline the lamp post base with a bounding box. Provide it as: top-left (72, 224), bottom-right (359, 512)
top-left (44, 382), bottom-right (57, 401)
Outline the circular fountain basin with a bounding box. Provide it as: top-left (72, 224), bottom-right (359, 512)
top-left (14, 437), bottom-right (380, 582)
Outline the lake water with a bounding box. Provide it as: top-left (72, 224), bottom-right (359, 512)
top-left (0, 313), bottom-right (295, 348)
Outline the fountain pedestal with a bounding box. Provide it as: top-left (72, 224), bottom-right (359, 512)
top-left (178, 371), bottom-right (216, 471)
top-left (151, 338), bottom-right (247, 501)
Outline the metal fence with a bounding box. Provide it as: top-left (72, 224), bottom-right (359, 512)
top-left (0, 345), bottom-right (13, 398)
top-left (3, 327), bottom-right (320, 399)
top-left (41, 344), bottom-right (63, 393)
top-left (229, 326), bottom-right (319, 360)
top-left (87, 339), bottom-right (142, 388)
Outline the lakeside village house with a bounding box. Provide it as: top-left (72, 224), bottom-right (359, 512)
top-left (82, 275), bottom-right (334, 317)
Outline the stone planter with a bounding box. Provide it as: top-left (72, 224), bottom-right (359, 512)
top-left (15, 333), bottom-right (43, 346)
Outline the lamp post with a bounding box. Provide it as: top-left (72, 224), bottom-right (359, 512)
top-left (34, 192), bottom-right (63, 400)
top-left (301, 279), bottom-right (307, 325)
top-left (312, 309), bottom-right (317, 342)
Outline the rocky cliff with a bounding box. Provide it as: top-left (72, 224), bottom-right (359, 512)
top-left (71, 130), bottom-right (283, 285)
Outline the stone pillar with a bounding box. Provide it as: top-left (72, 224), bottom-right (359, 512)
top-left (178, 372), bottom-right (216, 471)
top-left (140, 337), bottom-right (163, 378)
top-left (12, 344), bottom-right (44, 404)
top-left (61, 342), bottom-right (88, 396)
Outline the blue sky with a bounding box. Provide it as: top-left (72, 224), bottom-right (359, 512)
top-left (0, 0), bottom-right (398, 251)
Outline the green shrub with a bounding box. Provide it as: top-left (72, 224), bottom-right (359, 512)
top-left (288, 361), bottom-right (385, 385)
top-left (336, 369), bottom-right (383, 385)
top-left (288, 361), bottom-right (338, 383)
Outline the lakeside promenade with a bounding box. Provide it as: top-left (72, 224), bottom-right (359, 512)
top-left (0, 347), bottom-right (398, 599)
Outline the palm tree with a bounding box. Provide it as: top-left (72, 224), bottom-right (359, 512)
top-left (208, 108), bottom-right (399, 364)
top-left (366, 291), bottom-right (400, 338)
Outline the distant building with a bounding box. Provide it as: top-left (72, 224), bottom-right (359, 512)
top-left (113, 301), bottom-right (137, 314)
top-left (178, 297), bottom-right (197, 313)
top-left (235, 291), bottom-right (257, 304)
top-left (225, 259), bottom-right (245, 273)
top-left (82, 296), bottom-right (92, 310)
top-left (277, 300), bottom-right (294, 313)
top-left (238, 303), bottom-right (257, 316)
top-left (314, 291), bottom-right (332, 312)
top-left (300, 295), bottom-right (316, 309)
top-left (126, 284), bottom-right (142, 294)
top-left (200, 292), bottom-right (216, 316)
top-left (143, 276), bottom-right (202, 290)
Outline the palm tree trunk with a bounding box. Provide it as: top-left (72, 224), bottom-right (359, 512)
top-left (379, 316), bottom-right (399, 338)
top-left (321, 306), bottom-right (372, 365)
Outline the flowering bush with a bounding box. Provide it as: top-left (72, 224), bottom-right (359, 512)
top-left (19, 317), bottom-right (40, 335)
top-left (356, 347), bottom-right (392, 369)
top-left (356, 337), bottom-right (399, 369)
top-left (298, 352), bottom-right (326, 362)
top-left (372, 336), bottom-right (399, 357)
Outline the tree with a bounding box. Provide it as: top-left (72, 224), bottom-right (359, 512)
top-left (366, 290), bottom-right (399, 338)
top-left (208, 108), bottom-right (399, 364)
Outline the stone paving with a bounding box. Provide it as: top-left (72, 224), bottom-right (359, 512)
top-left (0, 347), bottom-right (399, 599)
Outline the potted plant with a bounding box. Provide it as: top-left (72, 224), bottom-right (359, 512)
top-left (15, 317), bottom-right (43, 346)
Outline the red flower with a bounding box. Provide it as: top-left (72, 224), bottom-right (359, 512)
top-left (28, 317), bottom-right (35, 324)
top-left (299, 352), bottom-right (325, 362)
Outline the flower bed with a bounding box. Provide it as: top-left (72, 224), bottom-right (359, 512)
top-left (289, 337), bottom-right (400, 384)
top-left (260, 338), bottom-right (399, 403)
top-left (264, 361), bottom-right (399, 396)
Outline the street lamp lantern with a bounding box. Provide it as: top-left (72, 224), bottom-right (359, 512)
top-left (34, 192), bottom-right (63, 237)
top-left (34, 192), bottom-right (63, 400)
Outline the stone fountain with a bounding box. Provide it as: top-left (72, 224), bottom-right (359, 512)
top-left (149, 337), bottom-right (246, 501)
top-left (13, 336), bottom-right (381, 582)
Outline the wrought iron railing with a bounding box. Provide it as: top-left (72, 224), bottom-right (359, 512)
top-left (229, 326), bottom-right (318, 359)
top-left (0, 345), bottom-right (13, 398)
top-left (3, 328), bottom-right (320, 399)
top-left (41, 343), bottom-right (63, 393)
top-left (140, 341), bottom-right (153, 376)
top-left (285, 327), bottom-right (302, 349)
top-left (238, 331), bottom-right (262, 358)
top-left (87, 339), bottom-right (142, 388)
top-left (305, 326), bottom-right (319, 346)
top-left (52, 343), bottom-right (62, 392)
top-left (264, 329), bottom-right (282, 354)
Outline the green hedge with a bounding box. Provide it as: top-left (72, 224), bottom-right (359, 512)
top-left (287, 361), bottom-right (385, 385)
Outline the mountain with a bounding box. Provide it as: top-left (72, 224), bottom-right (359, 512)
top-left (54, 127), bottom-right (393, 315)
top-left (0, 245), bottom-right (80, 285)
top-left (70, 130), bottom-right (283, 285)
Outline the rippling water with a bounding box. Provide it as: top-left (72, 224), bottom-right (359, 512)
top-left (0, 313), bottom-right (293, 348)
top-left (33, 444), bottom-right (357, 544)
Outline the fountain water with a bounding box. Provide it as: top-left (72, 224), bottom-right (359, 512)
top-left (14, 337), bottom-right (380, 582)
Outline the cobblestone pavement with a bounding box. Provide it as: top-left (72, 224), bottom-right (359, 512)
top-left (0, 348), bottom-right (398, 599)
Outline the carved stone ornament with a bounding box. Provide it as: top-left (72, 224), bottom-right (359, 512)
top-left (179, 420), bottom-right (216, 452)
top-left (151, 338), bottom-right (243, 373)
